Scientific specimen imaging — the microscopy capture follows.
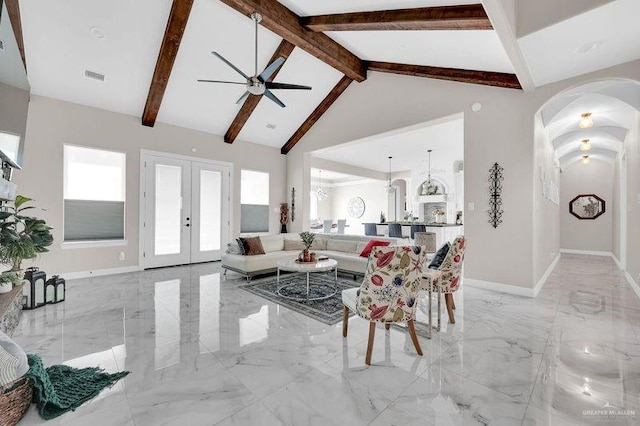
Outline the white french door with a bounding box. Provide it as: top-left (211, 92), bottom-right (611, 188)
top-left (142, 152), bottom-right (231, 269)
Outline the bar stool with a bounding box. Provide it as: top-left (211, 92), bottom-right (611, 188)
top-left (410, 224), bottom-right (426, 240)
top-left (414, 232), bottom-right (437, 253)
top-left (363, 223), bottom-right (378, 236)
top-left (388, 223), bottom-right (403, 238)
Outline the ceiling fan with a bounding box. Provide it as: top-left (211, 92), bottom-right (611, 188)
top-left (198, 12), bottom-right (311, 108)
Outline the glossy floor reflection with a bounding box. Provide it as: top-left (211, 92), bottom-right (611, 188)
top-left (12, 254), bottom-right (640, 425)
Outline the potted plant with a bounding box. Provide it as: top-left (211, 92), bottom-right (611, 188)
top-left (299, 231), bottom-right (315, 262)
top-left (0, 271), bottom-right (15, 294)
top-left (0, 195), bottom-right (53, 286)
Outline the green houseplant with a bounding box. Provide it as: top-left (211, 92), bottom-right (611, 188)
top-left (298, 231), bottom-right (316, 262)
top-left (0, 195), bottom-right (53, 284)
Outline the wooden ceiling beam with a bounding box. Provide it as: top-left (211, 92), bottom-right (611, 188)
top-left (281, 75), bottom-right (353, 154)
top-left (142, 0), bottom-right (194, 127)
top-left (301, 5), bottom-right (493, 32)
top-left (224, 40), bottom-right (295, 144)
top-left (368, 61), bottom-right (522, 89)
top-left (4, 0), bottom-right (27, 72)
top-left (218, 0), bottom-right (366, 82)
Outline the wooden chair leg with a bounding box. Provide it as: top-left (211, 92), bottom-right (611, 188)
top-left (365, 322), bottom-right (376, 365)
top-left (407, 319), bottom-right (423, 356)
top-left (342, 306), bottom-right (349, 337)
top-left (451, 294), bottom-right (456, 310)
top-left (385, 323), bottom-right (390, 330)
top-left (445, 294), bottom-right (456, 324)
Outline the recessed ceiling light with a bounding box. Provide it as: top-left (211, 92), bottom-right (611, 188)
top-left (90, 27), bottom-right (105, 39)
top-left (575, 41), bottom-right (602, 54)
top-left (266, 123), bottom-right (277, 129)
top-left (579, 112), bottom-right (593, 129)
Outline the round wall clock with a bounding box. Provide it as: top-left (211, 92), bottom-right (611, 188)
top-left (348, 197), bottom-right (365, 218)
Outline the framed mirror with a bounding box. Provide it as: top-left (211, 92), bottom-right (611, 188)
top-left (569, 194), bottom-right (605, 220)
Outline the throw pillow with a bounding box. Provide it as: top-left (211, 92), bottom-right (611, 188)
top-left (226, 242), bottom-right (243, 255)
top-left (0, 346), bottom-right (20, 387)
top-left (428, 242), bottom-right (451, 270)
top-left (284, 239), bottom-right (305, 251)
top-left (236, 238), bottom-right (246, 255)
top-left (238, 237), bottom-right (265, 256)
top-left (359, 240), bottom-right (391, 258)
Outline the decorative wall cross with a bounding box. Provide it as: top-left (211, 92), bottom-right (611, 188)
top-left (488, 163), bottom-right (504, 228)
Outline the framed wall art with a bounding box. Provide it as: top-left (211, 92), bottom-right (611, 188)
top-left (569, 194), bottom-right (605, 220)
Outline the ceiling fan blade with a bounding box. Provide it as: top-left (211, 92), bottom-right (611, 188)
top-left (259, 56), bottom-right (286, 82)
top-left (236, 91), bottom-right (250, 105)
top-left (211, 51), bottom-right (250, 80)
top-left (264, 89), bottom-right (286, 108)
top-left (266, 82), bottom-right (312, 90)
top-left (197, 79), bottom-right (246, 85)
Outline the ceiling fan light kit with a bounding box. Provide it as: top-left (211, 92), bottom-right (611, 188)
top-left (198, 12), bottom-right (312, 108)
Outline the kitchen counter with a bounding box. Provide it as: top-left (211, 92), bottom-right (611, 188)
top-left (375, 223), bottom-right (464, 248)
top-left (377, 223), bottom-right (463, 227)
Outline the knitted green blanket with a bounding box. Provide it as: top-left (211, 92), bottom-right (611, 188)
top-left (25, 354), bottom-right (129, 420)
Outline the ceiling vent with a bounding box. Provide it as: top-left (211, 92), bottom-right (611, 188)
top-left (0, 40), bottom-right (5, 52)
top-left (266, 123), bottom-right (277, 129)
top-left (84, 69), bottom-right (105, 82)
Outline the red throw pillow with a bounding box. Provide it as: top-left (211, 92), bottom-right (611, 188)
top-left (360, 240), bottom-right (391, 257)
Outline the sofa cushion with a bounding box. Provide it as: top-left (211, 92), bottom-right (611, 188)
top-left (359, 240), bottom-right (391, 257)
top-left (311, 237), bottom-right (327, 250)
top-left (226, 241), bottom-right (243, 255)
top-left (284, 239), bottom-right (305, 251)
top-left (238, 236), bottom-right (265, 256)
top-left (327, 239), bottom-right (358, 253)
top-left (260, 235), bottom-right (284, 253)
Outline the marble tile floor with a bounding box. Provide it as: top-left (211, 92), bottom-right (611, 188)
top-left (11, 254), bottom-right (640, 425)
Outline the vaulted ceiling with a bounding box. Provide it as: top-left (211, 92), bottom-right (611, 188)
top-left (13, 0), bottom-right (640, 154)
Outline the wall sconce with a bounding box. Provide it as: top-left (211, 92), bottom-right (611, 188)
top-left (579, 112), bottom-right (593, 129)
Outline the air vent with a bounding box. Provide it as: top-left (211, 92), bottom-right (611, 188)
top-left (266, 123), bottom-right (277, 129)
top-left (84, 69), bottom-right (105, 82)
top-left (0, 40), bottom-right (5, 52)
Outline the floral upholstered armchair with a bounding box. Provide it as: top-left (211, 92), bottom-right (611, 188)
top-left (422, 236), bottom-right (466, 324)
top-left (341, 245), bottom-right (429, 365)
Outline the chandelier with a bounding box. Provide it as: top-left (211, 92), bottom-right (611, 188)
top-left (386, 156), bottom-right (396, 193)
top-left (316, 170), bottom-right (328, 201)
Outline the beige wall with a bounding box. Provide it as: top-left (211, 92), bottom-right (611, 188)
top-left (532, 113), bottom-right (561, 283)
top-left (286, 59), bottom-right (640, 290)
top-left (13, 95), bottom-right (286, 275)
top-left (612, 153), bottom-right (621, 260)
top-left (0, 82), bottom-right (29, 146)
top-left (625, 112), bottom-right (640, 282)
top-left (560, 160), bottom-right (613, 252)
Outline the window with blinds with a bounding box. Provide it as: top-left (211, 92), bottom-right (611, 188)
top-left (240, 169), bottom-right (269, 233)
top-left (63, 145), bottom-right (126, 241)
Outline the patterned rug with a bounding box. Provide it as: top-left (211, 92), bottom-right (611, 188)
top-left (239, 273), bottom-right (361, 325)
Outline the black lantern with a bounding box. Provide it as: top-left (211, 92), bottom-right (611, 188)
top-left (46, 275), bottom-right (66, 304)
top-left (45, 278), bottom-right (56, 304)
top-left (23, 267), bottom-right (47, 310)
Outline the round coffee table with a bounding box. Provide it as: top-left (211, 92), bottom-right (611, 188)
top-left (276, 258), bottom-right (338, 301)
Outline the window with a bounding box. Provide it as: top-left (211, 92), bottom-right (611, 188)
top-left (0, 132), bottom-right (21, 166)
top-left (240, 170), bottom-right (269, 233)
top-left (63, 145), bottom-right (126, 241)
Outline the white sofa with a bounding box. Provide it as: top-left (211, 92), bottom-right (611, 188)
top-left (222, 233), bottom-right (403, 279)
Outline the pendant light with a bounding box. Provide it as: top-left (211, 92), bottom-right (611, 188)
top-left (582, 155), bottom-right (590, 164)
top-left (579, 112), bottom-right (593, 129)
top-left (316, 170), bottom-right (328, 201)
top-left (386, 156), bottom-right (396, 193)
top-left (580, 138), bottom-right (592, 151)
top-left (427, 149), bottom-right (433, 186)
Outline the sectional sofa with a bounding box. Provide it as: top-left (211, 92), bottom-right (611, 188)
top-left (222, 233), bottom-right (404, 279)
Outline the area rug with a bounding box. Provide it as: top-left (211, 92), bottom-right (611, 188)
top-left (239, 273), bottom-right (361, 325)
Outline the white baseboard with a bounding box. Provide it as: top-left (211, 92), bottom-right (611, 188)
top-left (625, 271), bottom-right (640, 299)
top-left (61, 265), bottom-right (141, 280)
top-left (560, 248), bottom-right (612, 257)
top-left (533, 253), bottom-right (561, 297)
top-left (464, 278), bottom-right (534, 298)
top-left (611, 253), bottom-right (623, 269)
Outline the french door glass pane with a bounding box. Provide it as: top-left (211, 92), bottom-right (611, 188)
top-left (155, 164), bottom-right (182, 255)
top-left (199, 170), bottom-right (222, 251)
